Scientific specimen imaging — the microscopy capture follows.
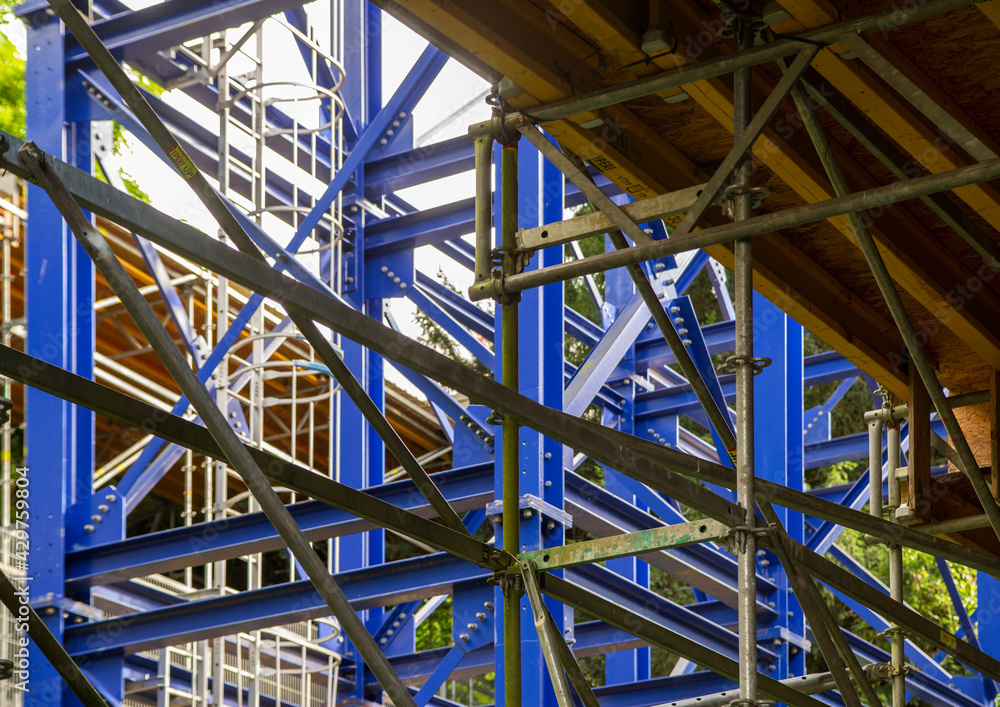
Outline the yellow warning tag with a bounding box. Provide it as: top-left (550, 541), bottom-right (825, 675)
top-left (168, 144), bottom-right (198, 180)
top-left (728, 448), bottom-right (738, 465)
top-left (941, 630), bottom-right (957, 650)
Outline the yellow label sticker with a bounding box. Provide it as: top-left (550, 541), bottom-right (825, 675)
top-left (728, 449), bottom-right (738, 465)
top-left (941, 630), bottom-right (957, 651)
top-left (168, 144), bottom-right (198, 180)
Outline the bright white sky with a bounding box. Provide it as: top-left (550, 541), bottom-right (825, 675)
top-left (1, 3), bottom-right (494, 392)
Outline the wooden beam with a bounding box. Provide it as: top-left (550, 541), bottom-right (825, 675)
top-left (393, 0), bottom-right (909, 395)
top-left (978, 0), bottom-right (1000, 30)
top-left (647, 2), bottom-right (1000, 373)
top-left (992, 368), bottom-right (1000, 499)
top-left (774, 0), bottom-right (1000, 232)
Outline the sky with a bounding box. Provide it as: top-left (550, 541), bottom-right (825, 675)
top-left (1, 2), bottom-right (495, 391)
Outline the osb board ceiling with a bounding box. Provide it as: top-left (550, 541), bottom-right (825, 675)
top-left (383, 0), bottom-right (1000, 400)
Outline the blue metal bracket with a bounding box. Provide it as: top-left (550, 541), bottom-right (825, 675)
top-left (485, 494), bottom-right (573, 532)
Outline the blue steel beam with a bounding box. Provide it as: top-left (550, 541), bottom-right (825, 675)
top-left (66, 553), bottom-right (487, 656)
top-left (564, 291), bottom-right (650, 416)
top-left (835, 631), bottom-right (983, 707)
top-left (415, 270), bottom-right (606, 352)
top-left (407, 287), bottom-right (494, 368)
top-left (565, 471), bottom-right (778, 612)
top-left (22, 10), bottom-right (98, 700)
top-left (805, 419), bottom-right (944, 470)
top-left (366, 197), bottom-right (474, 255)
top-left (568, 563), bottom-right (778, 666)
top-left (67, 464), bottom-right (492, 590)
top-left (825, 546), bottom-right (952, 683)
top-left (416, 271), bottom-right (493, 339)
top-left (636, 319), bottom-right (735, 368)
top-left (65, 558), bottom-right (768, 665)
top-left (635, 351), bottom-right (859, 420)
top-left (62, 0), bottom-right (312, 68)
top-left (365, 135), bottom-right (473, 197)
top-left (434, 238), bottom-right (476, 271)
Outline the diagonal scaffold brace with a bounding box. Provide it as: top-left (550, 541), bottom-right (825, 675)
top-left (0, 568), bottom-right (111, 706)
top-left (43, 0), bottom-right (471, 540)
top-left (19, 138), bottom-right (424, 707)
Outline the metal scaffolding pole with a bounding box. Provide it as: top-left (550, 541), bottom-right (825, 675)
top-left (732, 15), bottom-right (759, 706)
top-left (776, 50), bottom-right (1000, 544)
top-left (20, 140), bottom-right (420, 707)
top-left (10, 125), bottom-right (1000, 571)
top-left (487, 0), bottom-right (978, 129)
top-left (886, 421), bottom-right (906, 707)
top-left (0, 568), bottom-right (110, 707)
top-left (7, 126), bottom-right (1000, 686)
top-left (515, 124), bottom-right (737, 461)
top-left (482, 156), bottom-right (1000, 296)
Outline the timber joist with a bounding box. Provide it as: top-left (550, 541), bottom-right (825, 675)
top-left (386, 0), bottom-right (1000, 398)
top-left (582, 0), bottom-right (1000, 381)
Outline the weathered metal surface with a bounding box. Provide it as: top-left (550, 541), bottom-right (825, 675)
top-left (519, 519), bottom-right (729, 570)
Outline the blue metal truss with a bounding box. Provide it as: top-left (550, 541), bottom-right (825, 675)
top-left (14, 0), bottom-right (999, 705)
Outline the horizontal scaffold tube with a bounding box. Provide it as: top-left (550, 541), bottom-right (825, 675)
top-left (487, 156), bottom-right (1000, 299)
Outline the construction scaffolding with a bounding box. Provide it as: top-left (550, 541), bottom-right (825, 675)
top-left (0, 0), bottom-right (999, 706)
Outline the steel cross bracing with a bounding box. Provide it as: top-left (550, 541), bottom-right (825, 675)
top-left (3, 0), bottom-right (1000, 706)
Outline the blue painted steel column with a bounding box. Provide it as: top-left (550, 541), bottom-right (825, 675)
top-left (494, 137), bottom-right (566, 707)
top-left (22, 10), bottom-right (98, 705)
top-left (979, 572), bottom-right (1000, 702)
top-left (601, 232), bottom-right (650, 684)
top-left (337, 2), bottom-right (383, 700)
top-left (752, 293), bottom-right (805, 681)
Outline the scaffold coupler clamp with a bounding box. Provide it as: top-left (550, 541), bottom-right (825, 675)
top-left (877, 626), bottom-right (908, 642)
top-left (865, 661), bottom-right (911, 681)
top-left (718, 354), bottom-right (772, 377)
top-left (488, 246), bottom-right (528, 306)
top-left (494, 565), bottom-right (525, 599)
top-left (727, 699), bottom-right (776, 707)
top-left (724, 522), bottom-right (776, 556)
top-left (488, 90), bottom-right (523, 147)
top-left (717, 11), bottom-right (767, 39)
top-left (719, 184), bottom-right (770, 220)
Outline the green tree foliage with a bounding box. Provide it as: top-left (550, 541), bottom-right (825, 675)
top-left (0, 30), bottom-right (25, 139)
top-left (414, 266), bottom-right (492, 377)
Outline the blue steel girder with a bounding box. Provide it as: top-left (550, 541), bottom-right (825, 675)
top-left (635, 351), bottom-right (859, 420)
top-left (67, 463), bottom-right (492, 590)
top-left (825, 546), bottom-right (952, 683)
top-left (365, 196), bottom-right (473, 256)
top-left (564, 290), bottom-right (650, 417)
top-left (61, 0), bottom-right (312, 68)
top-left (834, 631), bottom-right (983, 707)
top-left (365, 135), bottom-right (473, 197)
top-left (434, 237), bottom-right (476, 271)
top-left (407, 286), bottom-right (494, 368)
top-left (65, 557), bottom-right (771, 667)
top-left (565, 471), bottom-right (778, 613)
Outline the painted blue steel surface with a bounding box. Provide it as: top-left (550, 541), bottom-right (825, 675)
top-left (24, 12), bottom-right (101, 704)
top-left (751, 294), bottom-right (806, 680)
top-left (26, 0), bottom-right (997, 704)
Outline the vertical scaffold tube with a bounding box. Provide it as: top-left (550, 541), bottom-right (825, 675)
top-left (500, 140), bottom-right (521, 707)
top-left (886, 423), bottom-right (906, 707)
top-left (869, 418), bottom-right (884, 521)
top-left (732, 15), bottom-right (759, 705)
top-left (474, 134), bottom-right (494, 286)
